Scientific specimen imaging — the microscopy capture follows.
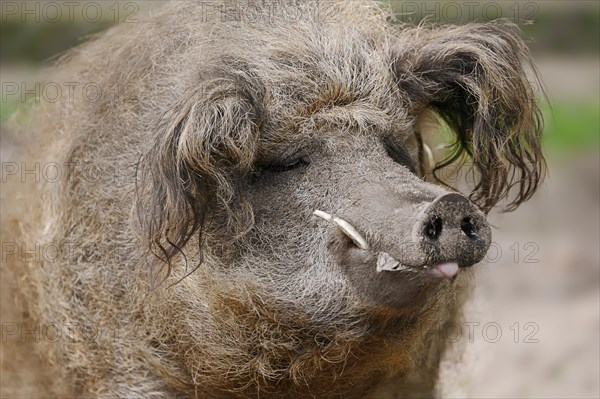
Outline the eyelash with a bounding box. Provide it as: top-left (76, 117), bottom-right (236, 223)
top-left (264, 158), bottom-right (310, 173)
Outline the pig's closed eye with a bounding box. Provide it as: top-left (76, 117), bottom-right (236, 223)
top-left (263, 157), bottom-right (310, 173)
top-left (249, 156), bottom-right (309, 185)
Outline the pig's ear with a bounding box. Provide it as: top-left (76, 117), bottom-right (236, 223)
top-left (394, 20), bottom-right (546, 213)
top-left (135, 69), bottom-right (264, 275)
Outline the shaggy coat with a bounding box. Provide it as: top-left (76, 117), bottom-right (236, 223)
top-left (2, 1), bottom-right (544, 398)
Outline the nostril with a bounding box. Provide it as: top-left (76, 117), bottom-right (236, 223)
top-left (424, 217), bottom-right (442, 240)
top-left (461, 217), bottom-right (478, 239)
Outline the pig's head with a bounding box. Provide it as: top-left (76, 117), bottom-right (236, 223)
top-left (135, 11), bottom-right (545, 395)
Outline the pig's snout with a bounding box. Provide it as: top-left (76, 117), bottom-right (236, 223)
top-left (318, 183), bottom-right (493, 307)
top-left (323, 180), bottom-right (492, 280)
top-left (417, 193), bottom-right (491, 268)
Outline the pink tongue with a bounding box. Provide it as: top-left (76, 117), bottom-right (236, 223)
top-left (431, 262), bottom-right (459, 278)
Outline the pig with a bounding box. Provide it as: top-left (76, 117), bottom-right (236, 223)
top-left (1, 0), bottom-right (545, 397)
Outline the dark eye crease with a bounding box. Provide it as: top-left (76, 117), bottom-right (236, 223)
top-left (382, 136), bottom-right (418, 175)
top-left (263, 157), bottom-right (310, 173)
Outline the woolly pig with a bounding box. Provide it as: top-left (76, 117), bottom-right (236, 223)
top-left (2, 0), bottom-right (545, 397)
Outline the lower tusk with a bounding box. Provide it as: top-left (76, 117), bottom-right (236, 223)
top-left (376, 252), bottom-right (416, 273)
top-left (376, 251), bottom-right (400, 272)
top-left (313, 210), bottom-right (369, 250)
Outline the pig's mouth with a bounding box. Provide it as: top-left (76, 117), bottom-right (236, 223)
top-left (313, 210), bottom-right (460, 279)
top-left (376, 250), bottom-right (460, 278)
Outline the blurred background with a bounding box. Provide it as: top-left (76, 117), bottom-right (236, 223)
top-left (1, 1), bottom-right (598, 398)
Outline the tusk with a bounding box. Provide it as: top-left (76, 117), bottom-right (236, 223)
top-left (376, 251), bottom-right (400, 272)
top-left (376, 251), bottom-right (415, 273)
top-left (313, 210), bottom-right (369, 250)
